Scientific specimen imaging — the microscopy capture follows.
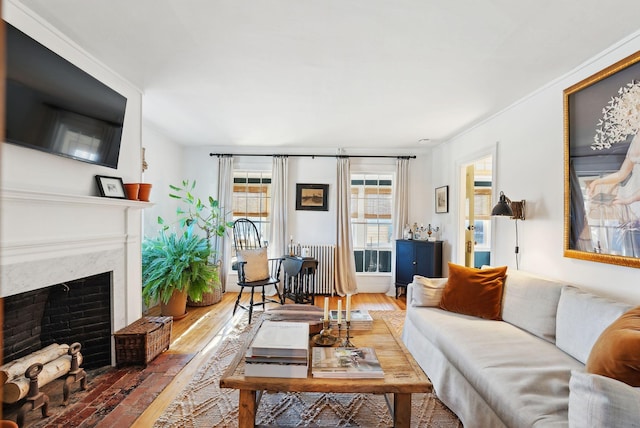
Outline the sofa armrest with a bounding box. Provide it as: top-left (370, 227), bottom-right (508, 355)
top-left (569, 370), bottom-right (640, 428)
top-left (406, 282), bottom-right (414, 305)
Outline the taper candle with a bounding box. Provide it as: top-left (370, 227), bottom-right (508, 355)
top-left (337, 300), bottom-right (342, 324)
top-left (346, 294), bottom-right (351, 321)
top-left (324, 297), bottom-right (329, 321)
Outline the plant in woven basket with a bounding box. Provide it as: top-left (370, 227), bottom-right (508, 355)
top-left (142, 225), bottom-right (217, 316)
top-left (158, 180), bottom-right (234, 305)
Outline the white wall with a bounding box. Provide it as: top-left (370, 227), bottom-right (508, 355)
top-left (141, 123), bottom-right (185, 237)
top-left (288, 156), bottom-right (337, 245)
top-left (432, 31), bottom-right (640, 304)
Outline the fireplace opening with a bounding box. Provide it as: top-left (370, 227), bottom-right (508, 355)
top-left (3, 272), bottom-right (112, 370)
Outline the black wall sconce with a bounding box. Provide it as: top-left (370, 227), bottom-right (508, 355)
top-left (492, 191), bottom-right (526, 268)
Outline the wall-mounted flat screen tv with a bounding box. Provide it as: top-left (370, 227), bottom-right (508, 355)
top-left (5, 22), bottom-right (127, 169)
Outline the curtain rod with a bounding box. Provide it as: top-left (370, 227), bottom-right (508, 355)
top-left (209, 153), bottom-right (416, 159)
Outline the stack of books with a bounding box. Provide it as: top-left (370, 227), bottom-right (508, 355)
top-left (244, 320), bottom-right (309, 378)
top-left (311, 347), bottom-right (384, 378)
top-left (329, 309), bottom-right (374, 330)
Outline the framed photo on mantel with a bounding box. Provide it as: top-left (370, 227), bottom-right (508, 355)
top-left (95, 175), bottom-right (127, 199)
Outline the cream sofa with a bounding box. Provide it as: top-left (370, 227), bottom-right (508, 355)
top-left (402, 269), bottom-right (640, 428)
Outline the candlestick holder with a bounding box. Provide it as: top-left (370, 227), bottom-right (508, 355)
top-left (342, 320), bottom-right (355, 347)
top-left (312, 319), bottom-right (337, 347)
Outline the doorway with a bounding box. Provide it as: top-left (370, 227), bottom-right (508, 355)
top-left (458, 154), bottom-right (494, 267)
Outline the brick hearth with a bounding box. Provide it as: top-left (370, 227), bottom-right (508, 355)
top-left (2, 353), bottom-right (194, 427)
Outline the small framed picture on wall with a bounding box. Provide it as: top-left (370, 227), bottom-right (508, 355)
top-left (435, 185), bottom-right (449, 213)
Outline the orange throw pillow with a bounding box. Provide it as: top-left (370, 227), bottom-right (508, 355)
top-left (586, 306), bottom-right (640, 387)
top-left (439, 263), bottom-right (508, 320)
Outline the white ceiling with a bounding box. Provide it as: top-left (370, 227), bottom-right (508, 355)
top-left (15, 0), bottom-right (640, 152)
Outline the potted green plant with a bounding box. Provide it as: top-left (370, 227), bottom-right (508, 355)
top-left (142, 225), bottom-right (216, 319)
top-left (160, 180), bottom-right (234, 306)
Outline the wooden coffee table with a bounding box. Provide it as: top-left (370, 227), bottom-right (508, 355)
top-left (219, 316), bottom-right (432, 427)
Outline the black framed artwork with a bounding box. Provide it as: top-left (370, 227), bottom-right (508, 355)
top-left (296, 183), bottom-right (329, 211)
top-left (435, 185), bottom-right (449, 213)
top-left (95, 175), bottom-right (127, 199)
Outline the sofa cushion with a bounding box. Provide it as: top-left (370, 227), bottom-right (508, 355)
top-left (236, 247), bottom-right (270, 282)
top-left (586, 306), bottom-right (640, 386)
top-left (556, 286), bottom-right (632, 364)
top-left (568, 370), bottom-right (640, 428)
top-left (439, 263), bottom-right (507, 320)
top-left (410, 275), bottom-right (448, 307)
top-left (501, 270), bottom-right (564, 343)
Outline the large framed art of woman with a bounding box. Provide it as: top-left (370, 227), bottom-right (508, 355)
top-left (564, 49), bottom-right (640, 268)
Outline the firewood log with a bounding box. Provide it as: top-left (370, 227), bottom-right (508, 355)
top-left (0, 344), bottom-right (69, 384)
top-left (2, 353), bottom-right (82, 404)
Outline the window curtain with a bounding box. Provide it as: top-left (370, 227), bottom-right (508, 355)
top-left (216, 155), bottom-right (234, 292)
top-left (335, 157), bottom-right (358, 296)
top-left (267, 155), bottom-right (288, 296)
top-left (392, 157), bottom-right (410, 292)
top-left (393, 158), bottom-right (409, 239)
top-left (269, 155), bottom-right (288, 258)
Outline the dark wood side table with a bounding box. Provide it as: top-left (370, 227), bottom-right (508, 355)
top-left (282, 256), bottom-right (318, 304)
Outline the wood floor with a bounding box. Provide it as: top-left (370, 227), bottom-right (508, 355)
top-left (132, 291), bottom-right (406, 426)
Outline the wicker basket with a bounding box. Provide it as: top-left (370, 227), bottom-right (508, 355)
top-left (187, 286), bottom-right (223, 307)
top-left (114, 316), bottom-right (172, 366)
top-left (188, 263), bottom-right (223, 307)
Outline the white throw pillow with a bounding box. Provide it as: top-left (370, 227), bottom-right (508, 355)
top-left (411, 275), bottom-right (448, 307)
top-left (569, 370), bottom-right (640, 428)
top-left (556, 286), bottom-right (631, 364)
top-left (237, 248), bottom-right (270, 282)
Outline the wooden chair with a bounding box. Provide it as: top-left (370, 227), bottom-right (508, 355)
top-left (232, 218), bottom-right (284, 322)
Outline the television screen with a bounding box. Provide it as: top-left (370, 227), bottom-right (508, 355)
top-left (5, 22), bottom-right (127, 169)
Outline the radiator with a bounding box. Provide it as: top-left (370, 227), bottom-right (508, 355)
top-left (297, 244), bottom-right (336, 295)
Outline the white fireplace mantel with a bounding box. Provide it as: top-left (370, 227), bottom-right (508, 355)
top-left (1, 187), bottom-right (151, 343)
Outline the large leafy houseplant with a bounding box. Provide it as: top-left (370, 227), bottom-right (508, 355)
top-left (142, 225), bottom-right (216, 316)
top-left (157, 180), bottom-right (234, 306)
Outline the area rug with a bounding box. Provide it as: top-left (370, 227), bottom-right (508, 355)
top-left (154, 310), bottom-right (462, 427)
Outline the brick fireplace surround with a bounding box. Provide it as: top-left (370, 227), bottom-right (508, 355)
top-left (1, 188), bottom-right (149, 366)
top-left (3, 272), bottom-right (112, 369)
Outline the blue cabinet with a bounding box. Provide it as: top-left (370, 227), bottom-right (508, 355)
top-left (395, 239), bottom-right (443, 298)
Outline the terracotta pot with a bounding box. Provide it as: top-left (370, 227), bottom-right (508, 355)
top-left (0, 421), bottom-right (19, 428)
top-left (160, 289), bottom-right (188, 320)
top-left (123, 183), bottom-right (140, 200)
top-left (138, 183), bottom-right (153, 202)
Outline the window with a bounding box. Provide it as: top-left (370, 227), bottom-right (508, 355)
top-left (473, 185), bottom-right (492, 251)
top-left (232, 171), bottom-right (272, 244)
top-left (350, 173), bottom-right (393, 273)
